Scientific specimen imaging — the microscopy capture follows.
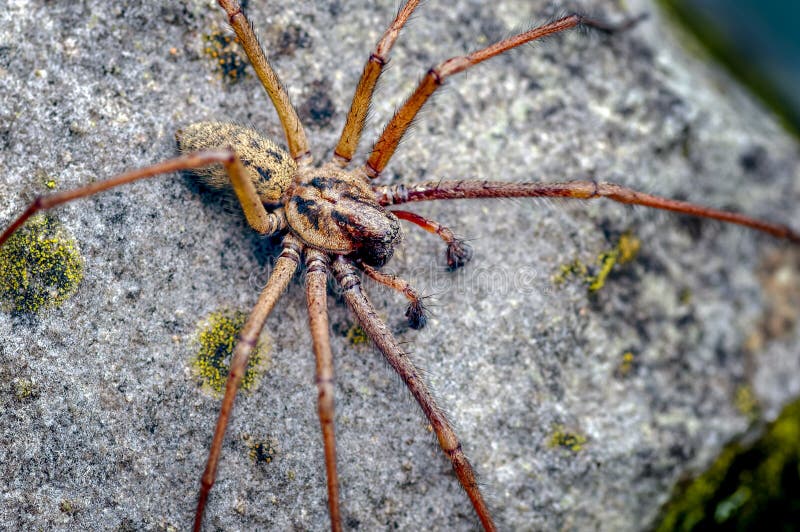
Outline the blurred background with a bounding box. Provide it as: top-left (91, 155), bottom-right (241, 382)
top-left (658, 0), bottom-right (800, 136)
top-left (655, 1), bottom-right (800, 529)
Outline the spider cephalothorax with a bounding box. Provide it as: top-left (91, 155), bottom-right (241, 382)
top-left (2, 1), bottom-right (798, 531)
top-left (285, 165), bottom-right (402, 267)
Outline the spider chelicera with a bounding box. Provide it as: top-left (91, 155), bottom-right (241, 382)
top-left (1, 1), bottom-right (798, 530)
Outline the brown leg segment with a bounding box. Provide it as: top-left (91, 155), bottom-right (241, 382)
top-left (392, 209), bottom-right (473, 269)
top-left (358, 261), bottom-right (428, 329)
top-left (332, 257), bottom-right (496, 532)
top-left (332, 0), bottom-right (422, 166)
top-left (375, 180), bottom-right (800, 242)
top-left (0, 150), bottom-right (281, 248)
top-left (305, 249), bottom-right (342, 532)
top-left (363, 14), bottom-right (641, 178)
top-left (216, 0), bottom-right (311, 163)
top-left (194, 235), bottom-right (302, 532)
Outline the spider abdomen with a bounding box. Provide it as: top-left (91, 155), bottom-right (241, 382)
top-left (285, 164), bottom-right (401, 267)
top-left (175, 121), bottom-right (296, 205)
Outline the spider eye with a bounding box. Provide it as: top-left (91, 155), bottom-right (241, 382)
top-left (330, 207), bottom-right (401, 267)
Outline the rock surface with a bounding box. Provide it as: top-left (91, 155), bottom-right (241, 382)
top-left (1, 0), bottom-right (799, 530)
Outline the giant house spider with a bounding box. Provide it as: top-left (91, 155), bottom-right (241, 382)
top-left (1, 0), bottom-right (799, 530)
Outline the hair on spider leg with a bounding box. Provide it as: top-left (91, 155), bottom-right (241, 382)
top-left (490, 8), bottom-right (647, 72)
top-left (405, 293), bottom-right (439, 330)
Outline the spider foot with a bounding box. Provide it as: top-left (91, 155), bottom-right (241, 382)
top-left (446, 239), bottom-right (473, 270)
top-left (405, 298), bottom-right (428, 329)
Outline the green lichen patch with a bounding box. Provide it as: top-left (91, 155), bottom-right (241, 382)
top-left (0, 216), bottom-right (84, 314)
top-left (552, 232), bottom-right (640, 293)
top-left (203, 28), bottom-right (248, 83)
top-left (191, 310), bottom-right (270, 396)
top-left (59, 498), bottom-right (79, 515)
top-left (345, 322), bottom-right (369, 345)
top-left (734, 385), bottom-right (760, 423)
top-left (548, 424), bottom-right (587, 453)
top-left (656, 397), bottom-right (800, 531)
top-left (13, 378), bottom-right (40, 402)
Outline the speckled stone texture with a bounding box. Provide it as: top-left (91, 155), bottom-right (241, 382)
top-left (1, 0), bottom-right (799, 530)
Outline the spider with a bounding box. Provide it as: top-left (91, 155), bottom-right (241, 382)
top-left (1, 1), bottom-right (800, 532)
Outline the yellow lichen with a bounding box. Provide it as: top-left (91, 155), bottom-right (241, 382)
top-left (615, 351), bottom-right (637, 378)
top-left (191, 310), bottom-right (270, 395)
top-left (552, 232), bottom-right (640, 293)
top-left (587, 250), bottom-right (618, 292)
top-left (552, 259), bottom-right (588, 286)
top-left (616, 232), bottom-right (641, 264)
top-left (0, 216), bottom-right (84, 314)
top-left (548, 424), bottom-right (587, 452)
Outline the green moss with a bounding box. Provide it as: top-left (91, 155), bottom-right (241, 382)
top-left (548, 424), bottom-right (587, 453)
top-left (656, 397), bottom-right (800, 531)
top-left (552, 232), bottom-right (640, 293)
top-left (0, 215), bottom-right (84, 314)
top-left (191, 310), bottom-right (270, 395)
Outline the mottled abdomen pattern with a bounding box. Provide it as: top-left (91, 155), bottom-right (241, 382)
top-left (176, 122), bottom-right (296, 205)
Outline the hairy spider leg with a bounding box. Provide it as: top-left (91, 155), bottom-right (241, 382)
top-left (305, 249), bottom-right (343, 532)
top-left (216, 0), bottom-right (311, 164)
top-left (358, 261), bottom-right (428, 329)
top-left (333, 0), bottom-right (423, 166)
top-left (363, 13), bottom-right (642, 179)
top-left (374, 180), bottom-right (800, 242)
top-left (332, 256), bottom-right (497, 532)
top-left (0, 150), bottom-right (286, 248)
top-left (194, 235), bottom-right (302, 532)
top-left (391, 209), bottom-right (474, 270)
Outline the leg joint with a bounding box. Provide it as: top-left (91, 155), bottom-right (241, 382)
top-left (369, 53), bottom-right (386, 67)
top-left (444, 442), bottom-right (463, 457)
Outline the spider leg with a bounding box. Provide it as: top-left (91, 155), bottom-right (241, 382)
top-left (392, 209), bottom-right (473, 270)
top-left (332, 0), bottom-right (423, 167)
top-left (358, 261), bottom-right (428, 329)
top-left (375, 180), bottom-right (800, 242)
top-left (332, 256), bottom-right (497, 532)
top-left (0, 150), bottom-right (284, 248)
top-left (194, 234), bottom-right (302, 532)
top-left (216, 0), bottom-right (311, 164)
top-left (305, 249), bottom-right (343, 532)
top-left (362, 13), bottom-right (641, 179)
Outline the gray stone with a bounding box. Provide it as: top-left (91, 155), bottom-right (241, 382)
top-left (1, 0), bottom-right (798, 530)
